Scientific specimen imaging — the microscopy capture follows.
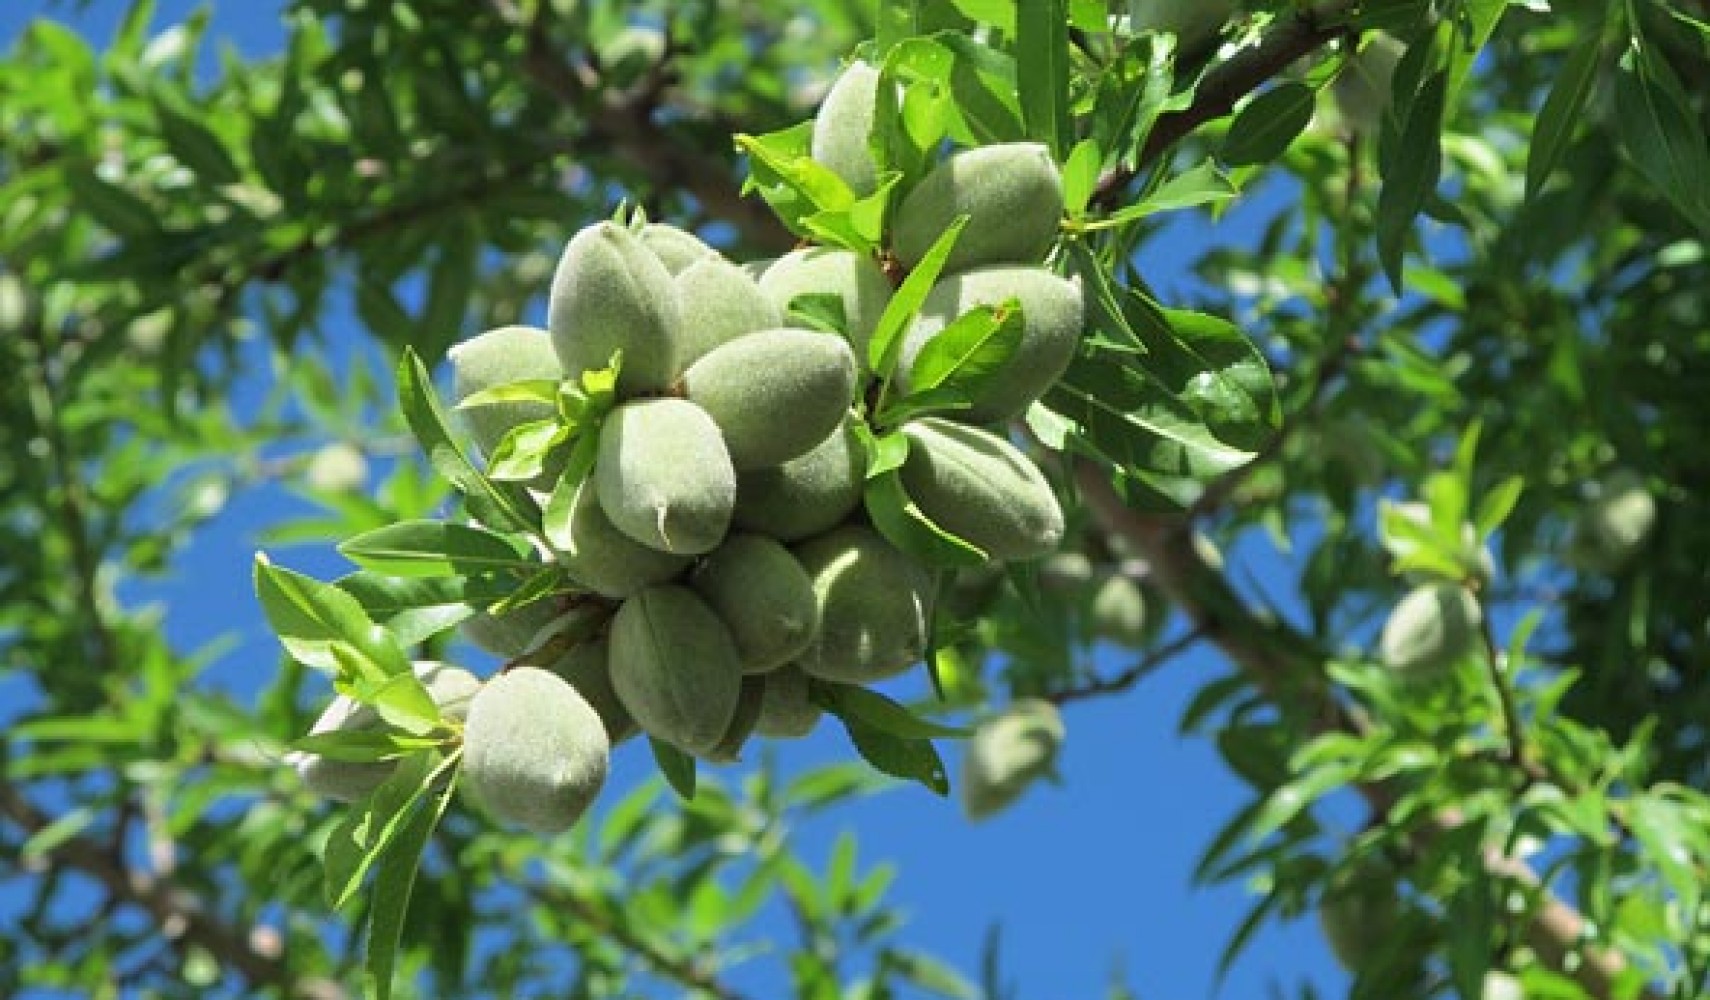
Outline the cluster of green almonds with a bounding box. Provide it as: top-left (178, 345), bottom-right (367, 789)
top-left (295, 60), bottom-right (1085, 834)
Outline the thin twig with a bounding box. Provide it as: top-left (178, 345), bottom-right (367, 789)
top-left (1049, 626), bottom-right (1209, 705)
top-left (525, 879), bottom-right (757, 1000)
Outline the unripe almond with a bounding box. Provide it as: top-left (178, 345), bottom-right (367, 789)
top-left (638, 222), bottom-right (720, 275)
top-left (553, 474), bottom-right (691, 597)
top-left (899, 418), bottom-right (1064, 562)
top-left (793, 525), bottom-right (933, 684)
top-left (672, 257), bottom-right (782, 367)
top-left (757, 248), bottom-right (892, 366)
top-left (449, 325), bottom-right (562, 458)
top-left (732, 416), bottom-right (867, 542)
top-left (960, 698), bottom-right (1065, 821)
top-left (1379, 582), bottom-right (1481, 679)
top-left (898, 266), bottom-right (1084, 422)
top-left (690, 533), bottom-right (821, 673)
top-left (754, 665), bottom-right (822, 739)
top-left (810, 59), bottom-right (881, 196)
top-left (548, 221), bottom-right (683, 394)
top-left (595, 398), bottom-right (736, 556)
top-left (684, 329), bottom-right (858, 469)
top-left (892, 143), bottom-right (1063, 274)
top-left (461, 666), bottom-right (610, 834)
top-left (608, 585), bottom-right (745, 755)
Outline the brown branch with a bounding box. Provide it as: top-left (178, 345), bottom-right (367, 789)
top-left (0, 782), bottom-right (344, 999)
top-left (1074, 463), bottom-right (1660, 1000)
top-left (1096, 0), bottom-right (1361, 209)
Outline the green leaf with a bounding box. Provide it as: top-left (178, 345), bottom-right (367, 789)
top-left (396, 348), bottom-right (536, 535)
top-left (903, 301), bottom-right (1024, 401)
top-left (1473, 476), bottom-right (1524, 537)
top-left (1375, 70), bottom-right (1447, 291)
top-left (542, 435), bottom-right (601, 554)
top-left (1129, 161), bottom-right (1240, 217)
top-left (364, 774), bottom-right (456, 1000)
top-left (830, 709), bottom-right (950, 795)
top-left (868, 215), bottom-right (970, 378)
top-left (331, 645), bottom-right (439, 736)
top-left (1221, 83), bottom-right (1317, 167)
top-left (322, 751), bottom-right (440, 910)
top-left (255, 556), bottom-right (387, 675)
top-left (736, 125), bottom-right (857, 239)
top-left (939, 33), bottom-right (1026, 146)
top-left (454, 378), bottom-right (560, 410)
top-left (65, 168), bottom-right (160, 239)
top-left (1525, 32), bottom-right (1602, 201)
top-left (810, 681), bottom-right (971, 739)
top-left (485, 419), bottom-right (566, 483)
top-left (1445, 0), bottom-right (1506, 108)
top-left (1614, 41), bottom-right (1710, 235)
top-left (863, 469), bottom-right (989, 568)
top-left (1245, 761), bottom-right (1356, 843)
top-left (1061, 138), bottom-right (1102, 218)
top-left (649, 737), bottom-right (697, 801)
top-left (335, 572), bottom-right (506, 647)
top-left (1016, 0), bottom-right (1070, 157)
top-left (155, 100), bottom-right (243, 187)
top-left (289, 730), bottom-right (425, 763)
top-left (338, 521), bottom-right (531, 577)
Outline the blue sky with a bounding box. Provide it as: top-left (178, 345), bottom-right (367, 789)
top-left (5, 3), bottom-right (1357, 997)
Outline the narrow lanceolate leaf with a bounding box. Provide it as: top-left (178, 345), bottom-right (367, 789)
top-left (1614, 42), bottom-right (1710, 235)
top-left (338, 520), bottom-right (532, 577)
top-left (1222, 83), bottom-right (1316, 167)
top-left (396, 348), bottom-right (536, 535)
top-left (649, 736), bottom-right (697, 801)
top-left (905, 301), bottom-right (1024, 406)
top-left (868, 215), bottom-right (969, 377)
top-left (1473, 475), bottom-right (1525, 536)
top-left (365, 772), bottom-right (458, 1000)
top-left (65, 168), bottom-right (160, 239)
top-left (811, 680), bottom-right (971, 739)
top-left (323, 751), bottom-right (442, 910)
top-left (1016, 0), bottom-right (1070, 157)
top-left (255, 555), bottom-right (385, 675)
top-left (1375, 70), bottom-right (1447, 292)
top-left (1525, 32), bottom-right (1602, 201)
top-left (835, 710), bottom-right (950, 795)
top-left (863, 469), bottom-right (989, 568)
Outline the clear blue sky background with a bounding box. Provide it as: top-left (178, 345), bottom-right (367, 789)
top-left (5, 3), bottom-right (1357, 997)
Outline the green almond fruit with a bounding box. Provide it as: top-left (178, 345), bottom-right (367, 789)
top-left (961, 698), bottom-right (1065, 821)
top-left (461, 666), bottom-right (610, 834)
top-left (295, 661), bottom-right (481, 803)
top-left (684, 329), bottom-right (858, 469)
top-left (810, 59), bottom-right (880, 197)
top-left (753, 665), bottom-right (822, 739)
top-left (757, 248), bottom-right (892, 365)
top-left (1332, 33), bottom-right (1404, 135)
top-left (732, 416), bottom-right (868, 542)
top-left (892, 143), bottom-right (1063, 274)
top-left (546, 638), bottom-right (638, 745)
top-left (673, 257), bottom-right (782, 367)
top-left (899, 418), bottom-right (1064, 562)
top-left (703, 676), bottom-right (767, 763)
top-left (898, 266), bottom-right (1084, 422)
top-left (460, 597), bottom-right (566, 658)
top-left (553, 474), bottom-right (691, 597)
top-left (1084, 572), bottom-right (1152, 647)
top-left (449, 325), bottom-right (563, 458)
top-left (1379, 582), bottom-right (1481, 679)
top-left (548, 221), bottom-right (683, 394)
top-left (690, 533), bottom-right (821, 673)
top-left (1576, 470), bottom-right (1656, 571)
top-left (595, 398), bottom-right (736, 556)
top-left (639, 222), bottom-right (720, 276)
top-left (793, 525), bottom-right (933, 684)
top-left (1318, 858), bottom-right (1402, 971)
top-left (608, 585), bottom-right (744, 755)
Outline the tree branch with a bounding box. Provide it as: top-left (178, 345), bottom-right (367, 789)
top-left (0, 782), bottom-right (345, 999)
top-left (524, 878), bottom-right (757, 1000)
top-left (1048, 626), bottom-right (1208, 705)
top-left (1073, 463), bottom-right (1659, 1000)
